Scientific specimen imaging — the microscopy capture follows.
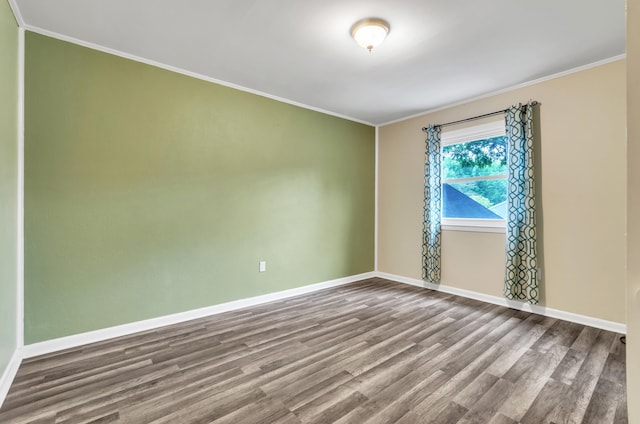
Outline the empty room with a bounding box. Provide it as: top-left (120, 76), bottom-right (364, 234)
top-left (0, 0), bottom-right (638, 423)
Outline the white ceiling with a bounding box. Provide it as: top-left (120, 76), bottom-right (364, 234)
top-left (13, 0), bottom-right (625, 125)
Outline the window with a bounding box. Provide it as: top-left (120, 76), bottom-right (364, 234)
top-left (441, 120), bottom-right (507, 232)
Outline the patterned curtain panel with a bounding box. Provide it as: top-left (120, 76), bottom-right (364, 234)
top-left (504, 102), bottom-right (538, 303)
top-left (422, 125), bottom-right (442, 283)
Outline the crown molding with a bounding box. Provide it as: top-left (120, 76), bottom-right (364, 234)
top-left (6, 0), bottom-right (24, 27)
top-left (22, 24), bottom-right (376, 127)
top-left (379, 54), bottom-right (627, 127)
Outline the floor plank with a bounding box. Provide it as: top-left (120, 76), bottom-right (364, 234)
top-left (0, 278), bottom-right (627, 423)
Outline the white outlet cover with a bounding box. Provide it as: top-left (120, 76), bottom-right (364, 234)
top-left (259, 261), bottom-right (266, 272)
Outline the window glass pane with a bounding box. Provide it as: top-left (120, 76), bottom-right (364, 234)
top-left (443, 180), bottom-right (507, 219)
top-left (442, 136), bottom-right (507, 179)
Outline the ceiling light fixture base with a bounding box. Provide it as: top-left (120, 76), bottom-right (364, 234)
top-left (351, 18), bottom-right (390, 52)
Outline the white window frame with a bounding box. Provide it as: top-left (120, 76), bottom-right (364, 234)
top-left (441, 120), bottom-right (507, 233)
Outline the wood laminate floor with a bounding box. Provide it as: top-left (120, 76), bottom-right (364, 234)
top-left (0, 278), bottom-right (628, 423)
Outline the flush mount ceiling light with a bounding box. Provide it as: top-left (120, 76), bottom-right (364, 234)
top-left (351, 18), bottom-right (390, 52)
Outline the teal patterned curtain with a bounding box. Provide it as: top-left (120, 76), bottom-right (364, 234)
top-left (422, 125), bottom-right (442, 283)
top-left (504, 102), bottom-right (538, 303)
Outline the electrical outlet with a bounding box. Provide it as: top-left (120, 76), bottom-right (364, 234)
top-left (259, 261), bottom-right (266, 272)
top-left (537, 267), bottom-right (542, 280)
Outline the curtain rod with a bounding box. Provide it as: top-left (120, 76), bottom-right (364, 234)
top-left (422, 101), bottom-right (539, 132)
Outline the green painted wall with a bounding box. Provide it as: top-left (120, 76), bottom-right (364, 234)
top-left (0, 0), bottom-right (18, 368)
top-left (24, 32), bottom-right (375, 343)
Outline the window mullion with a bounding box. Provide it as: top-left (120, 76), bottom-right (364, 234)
top-left (443, 174), bottom-right (507, 184)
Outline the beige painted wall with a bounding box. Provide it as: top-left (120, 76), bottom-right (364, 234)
top-left (626, 0), bottom-right (639, 420)
top-left (379, 60), bottom-right (626, 323)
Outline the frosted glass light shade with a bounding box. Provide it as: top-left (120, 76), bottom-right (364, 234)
top-left (351, 18), bottom-right (390, 52)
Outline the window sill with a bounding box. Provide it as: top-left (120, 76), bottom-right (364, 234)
top-left (441, 224), bottom-right (505, 234)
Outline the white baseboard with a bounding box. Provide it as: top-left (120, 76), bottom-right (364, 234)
top-left (0, 349), bottom-right (22, 409)
top-left (22, 272), bottom-right (375, 359)
top-left (376, 272), bottom-right (627, 334)
top-left (18, 269), bottom-right (625, 360)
